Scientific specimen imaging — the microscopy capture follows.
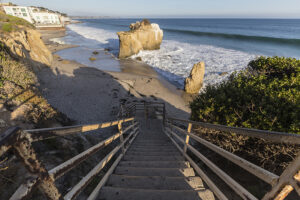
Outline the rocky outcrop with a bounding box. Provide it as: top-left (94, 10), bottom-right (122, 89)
top-left (184, 62), bottom-right (205, 94)
top-left (117, 19), bottom-right (163, 59)
top-left (0, 29), bottom-right (53, 69)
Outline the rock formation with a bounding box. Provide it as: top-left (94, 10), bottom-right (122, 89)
top-left (0, 29), bottom-right (53, 69)
top-left (184, 62), bottom-right (205, 94)
top-left (117, 19), bottom-right (163, 59)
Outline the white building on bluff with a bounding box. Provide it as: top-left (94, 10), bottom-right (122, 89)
top-left (3, 6), bottom-right (64, 27)
top-left (3, 6), bottom-right (34, 23)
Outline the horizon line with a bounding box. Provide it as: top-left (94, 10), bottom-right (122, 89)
top-left (70, 16), bottom-right (300, 20)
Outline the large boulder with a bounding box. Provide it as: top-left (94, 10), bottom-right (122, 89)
top-left (184, 62), bottom-right (205, 94)
top-left (117, 19), bottom-right (163, 59)
top-left (0, 29), bottom-right (53, 69)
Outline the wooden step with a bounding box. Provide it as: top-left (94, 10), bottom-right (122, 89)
top-left (133, 138), bottom-right (170, 140)
top-left (125, 151), bottom-right (181, 156)
top-left (106, 175), bottom-right (204, 190)
top-left (119, 161), bottom-right (190, 168)
top-left (129, 146), bottom-right (178, 152)
top-left (98, 187), bottom-right (215, 200)
top-left (114, 167), bottom-right (195, 177)
top-left (123, 155), bottom-right (184, 161)
top-left (132, 141), bottom-right (173, 145)
top-left (130, 145), bottom-right (176, 149)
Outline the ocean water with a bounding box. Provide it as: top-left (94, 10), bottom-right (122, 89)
top-left (54, 18), bottom-right (300, 88)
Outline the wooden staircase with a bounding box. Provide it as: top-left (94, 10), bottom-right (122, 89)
top-left (97, 118), bottom-right (215, 200)
top-left (2, 102), bottom-right (299, 200)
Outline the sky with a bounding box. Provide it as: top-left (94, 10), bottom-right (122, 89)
top-left (6, 0), bottom-right (300, 18)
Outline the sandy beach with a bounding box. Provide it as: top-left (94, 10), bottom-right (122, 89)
top-left (37, 28), bottom-right (191, 124)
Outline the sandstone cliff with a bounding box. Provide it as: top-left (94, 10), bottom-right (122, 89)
top-left (117, 19), bottom-right (163, 59)
top-left (184, 62), bottom-right (205, 94)
top-left (0, 18), bottom-right (64, 131)
top-left (0, 29), bottom-right (53, 69)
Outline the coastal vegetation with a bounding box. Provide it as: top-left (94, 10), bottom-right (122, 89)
top-left (0, 11), bottom-right (34, 32)
top-left (190, 56), bottom-right (300, 134)
top-left (190, 57), bottom-right (300, 182)
top-left (0, 12), bottom-right (65, 127)
top-left (0, 43), bottom-right (66, 125)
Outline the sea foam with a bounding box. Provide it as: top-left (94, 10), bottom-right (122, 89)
top-left (131, 40), bottom-right (257, 88)
top-left (50, 38), bottom-right (65, 44)
top-left (67, 24), bottom-right (119, 50)
top-left (60, 23), bottom-right (258, 89)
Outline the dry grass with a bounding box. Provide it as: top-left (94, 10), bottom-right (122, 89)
top-left (0, 55), bottom-right (36, 88)
top-left (0, 44), bottom-right (69, 125)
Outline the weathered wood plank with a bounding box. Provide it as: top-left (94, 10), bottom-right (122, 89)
top-left (163, 129), bottom-right (227, 200)
top-left (25, 118), bottom-right (134, 136)
top-left (166, 127), bottom-right (258, 200)
top-left (263, 153), bottom-right (300, 200)
top-left (87, 127), bottom-right (139, 200)
top-left (64, 127), bottom-right (138, 200)
top-left (169, 124), bottom-right (279, 185)
top-left (168, 117), bottom-right (300, 144)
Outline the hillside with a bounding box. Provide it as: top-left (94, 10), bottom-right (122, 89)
top-left (0, 12), bottom-right (66, 132)
top-left (0, 13), bottom-right (77, 199)
top-left (0, 11), bottom-right (34, 32)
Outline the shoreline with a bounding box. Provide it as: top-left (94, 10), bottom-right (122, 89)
top-left (37, 28), bottom-right (192, 124)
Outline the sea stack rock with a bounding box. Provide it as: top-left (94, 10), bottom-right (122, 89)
top-left (117, 19), bottom-right (163, 59)
top-left (184, 62), bottom-right (205, 94)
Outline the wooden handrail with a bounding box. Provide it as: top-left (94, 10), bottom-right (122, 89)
top-left (26, 118), bottom-right (134, 134)
top-left (64, 127), bottom-right (139, 200)
top-left (168, 117), bottom-right (300, 144)
top-left (168, 123), bottom-right (279, 185)
top-left (262, 153), bottom-right (300, 200)
top-left (1, 102), bottom-right (299, 200)
top-left (1, 116), bottom-right (139, 200)
top-left (49, 122), bottom-right (139, 180)
top-left (163, 128), bottom-right (228, 200)
top-left (166, 127), bottom-right (258, 200)
top-left (166, 117), bottom-right (300, 200)
top-left (87, 127), bottom-right (139, 200)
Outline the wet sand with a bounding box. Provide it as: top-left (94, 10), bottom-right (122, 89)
top-left (37, 29), bottom-right (191, 124)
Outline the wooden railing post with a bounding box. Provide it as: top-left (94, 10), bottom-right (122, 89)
top-left (144, 102), bottom-right (148, 120)
top-left (263, 152), bottom-right (300, 200)
top-left (163, 104), bottom-right (166, 126)
top-left (169, 119), bottom-right (174, 135)
top-left (184, 123), bottom-right (192, 155)
top-left (134, 105), bottom-right (137, 116)
top-left (118, 122), bottom-right (125, 154)
top-left (10, 129), bottom-right (62, 200)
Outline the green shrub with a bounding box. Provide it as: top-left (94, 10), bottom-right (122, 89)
top-left (0, 11), bottom-right (34, 31)
top-left (190, 56), bottom-right (300, 134)
top-left (1, 23), bottom-right (13, 32)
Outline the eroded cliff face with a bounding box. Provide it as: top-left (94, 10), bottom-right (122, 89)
top-left (117, 20), bottom-right (163, 59)
top-left (0, 28), bottom-right (53, 69)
